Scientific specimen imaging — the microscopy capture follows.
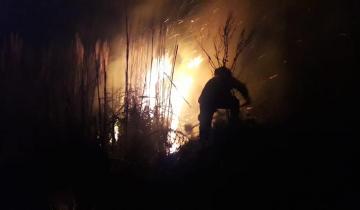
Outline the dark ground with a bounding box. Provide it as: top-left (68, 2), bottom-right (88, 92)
top-left (1, 125), bottom-right (357, 210)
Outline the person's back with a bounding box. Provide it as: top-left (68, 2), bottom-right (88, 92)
top-left (198, 67), bottom-right (251, 140)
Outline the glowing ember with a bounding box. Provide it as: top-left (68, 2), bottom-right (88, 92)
top-left (114, 122), bottom-right (120, 142)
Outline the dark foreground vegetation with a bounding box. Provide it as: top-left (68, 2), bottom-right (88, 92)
top-left (1, 123), bottom-right (357, 210)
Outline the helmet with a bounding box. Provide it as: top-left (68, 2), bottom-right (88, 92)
top-left (214, 66), bottom-right (232, 77)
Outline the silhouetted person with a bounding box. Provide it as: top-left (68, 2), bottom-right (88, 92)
top-left (198, 66), bottom-right (251, 141)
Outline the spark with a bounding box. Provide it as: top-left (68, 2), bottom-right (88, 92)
top-left (246, 106), bottom-right (253, 111)
top-left (169, 34), bottom-right (180, 40)
top-left (269, 74), bottom-right (278, 80)
top-left (257, 54), bottom-right (266, 60)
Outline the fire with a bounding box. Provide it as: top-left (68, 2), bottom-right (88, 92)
top-left (169, 75), bottom-right (193, 153)
top-left (142, 54), bottom-right (203, 153)
top-left (187, 56), bottom-right (203, 69)
top-left (143, 56), bottom-right (173, 110)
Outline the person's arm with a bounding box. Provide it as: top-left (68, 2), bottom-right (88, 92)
top-left (233, 78), bottom-right (251, 105)
top-left (198, 78), bottom-right (216, 103)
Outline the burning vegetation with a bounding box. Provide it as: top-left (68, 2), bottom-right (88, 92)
top-left (0, 0), bottom-right (289, 160)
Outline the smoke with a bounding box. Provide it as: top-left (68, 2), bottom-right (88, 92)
top-left (1, 0), bottom-right (355, 134)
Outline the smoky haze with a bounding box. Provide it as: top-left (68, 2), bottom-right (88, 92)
top-left (106, 0), bottom-right (291, 127)
top-left (1, 0), bottom-right (357, 130)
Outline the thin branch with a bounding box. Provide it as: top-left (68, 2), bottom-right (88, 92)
top-left (213, 39), bottom-right (222, 67)
top-left (124, 10), bottom-right (130, 139)
top-left (166, 44), bottom-right (179, 122)
top-left (231, 29), bottom-right (255, 70)
top-left (163, 72), bottom-right (191, 107)
top-left (197, 40), bottom-right (216, 71)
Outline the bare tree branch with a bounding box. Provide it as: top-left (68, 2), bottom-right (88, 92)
top-left (213, 39), bottom-right (222, 67)
top-left (231, 29), bottom-right (255, 70)
top-left (197, 39), bottom-right (217, 71)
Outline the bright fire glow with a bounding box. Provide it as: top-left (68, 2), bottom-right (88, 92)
top-left (143, 54), bottom-right (203, 153)
top-left (144, 57), bottom-right (173, 110)
top-left (169, 75), bottom-right (193, 153)
top-left (187, 56), bottom-right (203, 69)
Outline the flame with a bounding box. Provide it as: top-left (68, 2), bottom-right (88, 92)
top-left (143, 56), bottom-right (173, 110)
top-left (187, 56), bottom-right (203, 69)
top-left (169, 75), bottom-right (193, 153)
top-left (142, 54), bottom-right (203, 153)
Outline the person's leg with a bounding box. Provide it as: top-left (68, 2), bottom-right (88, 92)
top-left (199, 107), bottom-right (214, 142)
top-left (229, 98), bottom-right (240, 124)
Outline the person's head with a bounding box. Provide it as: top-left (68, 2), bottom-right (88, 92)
top-left (214, 66), bottom-right (232, 77)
